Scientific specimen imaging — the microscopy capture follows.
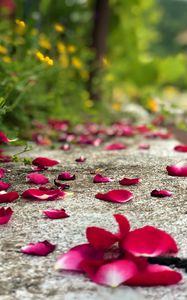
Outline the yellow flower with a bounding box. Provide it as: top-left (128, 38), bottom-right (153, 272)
top-left (59, 54), bottom-right (69, 68)
top-left (44, 56), bottom-right (54, 66)
top-left (15, 19), bottom-right (26, 34)
top-left (57, 42), bottom-right (66, 53)
top-left (31, 29), bottom-right (38, 36)
top-left (84, 99), bottom-right (94, 108)
top-left (71, 57), bottom-right (82, 69)
top-left (0, 45), bottom-right (8, 55)
top-left (54, 23), bottom-right (65, 33)
top-left (2, 56), bottom-right (12, 63)
top-left (102, 56), bottom-right (109, 67)
top-left (35, 51), bottom-right (45, 61)
top-left (105, 74), bottom-right (114, 81)
top-left (67, 45), bottom-right (76, 53)
top-left (39, 34), bottom-right (51, 50)
top-left (147, 98), bottom-right (159, 112)
top-left (112, 102), bottom-right (122, 112)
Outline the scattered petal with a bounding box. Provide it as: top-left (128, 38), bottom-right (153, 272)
top-left (138, 144), bottom-right (150, 150)
top-left (123, 226), bottom-right (178, 257)
top-left (95, 189), bottom-right (133, 203)
top-left (75, 156), bottom-right (86, 163)
top-left (151, 189), bottom-right (173, 198)
top-left (0, 131), bottom-right (9, 143)
top-left (0, 191), bottom-right (19, 203)
top-left (60, 144), bottom-right (70, 151)
top-left (43, 209), bottom-right (69, 219)
top-left (22, 188), bottom-right (65, 201)
top-left (26, 173), bottom-right (49, 185)
top-left (0, 207), bottom-right (13, 225)
top-left (21, 240), bottom-right (56, 256)
top-left (0, 181), bottom-right (11, 191)
top-left (54, 179), bottom-right (70, 190)
top-left (93, 174), bottom-right (114, 183)
top-left (105, 143), bottom-right (127, 151)
top-left (0, 155), bottom-right (12, 163)
top-left (32, 157), bottom-right (60, 169)
top-left (55, 243), bottom-right (103, 272)
top-left (119, 177), bottom-right (141, 186)
top-left (0, 168), bottom-right (5, 178)
top-left (174, 145), bottom-right (187, 152)
top-left (114, 214), bottom-right (130, 239)
top-left (166, 164), bottom-right (187, 177)
top-left (58, 171), bottom-right (75, 181)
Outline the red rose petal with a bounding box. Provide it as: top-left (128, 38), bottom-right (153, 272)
top-left (105, 143), bottom-right (127, 151)
top-left (0, 168), bottom-right (5, 179)
top-left (123, 226), bottom-right (178, 257)
top-left (75, 156), bottom-right (86, 163)
top-left (166, 164), bottom-right (187, 177)
top-left (126, 264), bottom-right (182, 286)
top-left (174, 145), bottom-right (187, 152)
top-left (86, 227), bottom-right (118, 250)
top-left (21, 240), bottom-right (56, 256)
top-left (54, 179), bottom-right (70, 190)
top-left (0, 180), bottom-right (11, 191)
top-left (114, 214), bottom-right (130, 239)
top-left (90, 259), bottom-right (138, 287)
top-left (0, 155), bottom-right (12, 163)
top-left (58, 171), bottom-right (75, 181)
top-left (26, 173), bottom-right (49, 185)
top-left (43, 209), bottom-right (69, 219)
top-left (32, 157), bottom-right (60, 169)
top-left (93, 174), bottom-right (114, 183)
top-left (22, 188), bottom-right (65, 200)
top-left (151, 189), bottom-right (173, 197)
top-left (119, 177), bottom-right (142, 186)
top-left (55, 243), bottom-right (103, 272)
top-left (95, 189), bottom-right (133, 203)
top-left (0, 191), bottom-right (19, 203)
top-left (0, 131), bottom-right (9, 143)
top-left (0, 207), bottom-right (13, 225)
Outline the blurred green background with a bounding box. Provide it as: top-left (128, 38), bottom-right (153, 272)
top-left (0, 0), bottom-right (187, 136)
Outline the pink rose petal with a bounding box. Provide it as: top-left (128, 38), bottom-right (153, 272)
top-left (151, 189), bottom-right (173, 197)
top-left (55, 243), bottom-right (103, 272)
top-left (87, 259), bottom-right (138, 287)
top-left (32, 157), bottom-right (60, 169)
top-left (26, 173), bottom-right (49, 185)
top-left (0, 191), bottom-right (19, 203)
top-left (174, 145), bottom-right (187, 152)
top-left (126, 263), bottom-right (182, 286)
top-left (119, 177), bottom-right (142, 186)
top-left (93, 174), bottom-right (114, 183)
top-left (86, 227), bottom-right (118, 250)
top-left (21, 240), bottom-right (56, 256)
top-left (43, 209), bottom-right (69, 219)
top-left (105, 143), bottom-right (127, 151)
top-left (95, 189), bottom-right (133, 203)
top-left (138, 144), bottom-right (150, 150)
top-left (123, 226), bottom-right (178, 257)
top-left (22, 188), bottom-right (65, 200)
top-left (60, 144), bottom-right (70, 151)
top-left (58, 171), bottom-right (75, 181)
top-left (0, 207), bottom-right (13, 225)
top-left (0, 181), bottom-right (11, 191)
top-left (114, 214), bottom-right (130, 239)
top-left (166, 164), bottom-right (187, 177)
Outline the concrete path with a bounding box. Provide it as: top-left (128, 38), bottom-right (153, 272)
top-left (0, 137), bottom-right (187, 300)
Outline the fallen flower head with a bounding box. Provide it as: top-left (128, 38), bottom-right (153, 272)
top-left (55, 214), bottom-right (182, 287)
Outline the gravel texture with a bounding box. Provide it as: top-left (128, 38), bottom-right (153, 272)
top-left (0, 137), bottom-right (187, 300)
